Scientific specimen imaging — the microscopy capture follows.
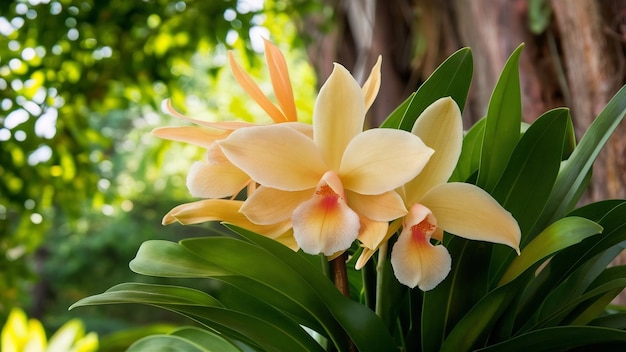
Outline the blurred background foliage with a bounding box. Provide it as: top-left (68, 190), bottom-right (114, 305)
top-left (0, 0), bottom-right (319, 341)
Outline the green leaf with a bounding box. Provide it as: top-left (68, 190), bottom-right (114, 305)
top-left (182, 228), bottom-right (396, 352)
top-left (530, 84), bottom-right (626, 234)
top-left (225, 225), bottom-right (397, 351)
top-left (129, 240), bottom-right (233, 277)
top-left (475, 326), bottom-right (626, 352)
top-left (439, 282), bottom-right (522, 352)
top-left (380, 47), bottom-right (473, 130)
top-left (491, 108), bottom-right (570, 237)
top-left (421, 237), bottom-right (492, 352)
top-left (127, 335), bottom-right (206, 352)
top-left (70, 283), bottom-right (223, 309)
top-left (514, 201), bottom-right (626, 328)
top-left (477, 44), bottom-right (523, 191)
top-left (169, 327), bottom-right (244, 352)
top-left (499, 217), bottom-right (602, 286)
top-left (449, 117), bottom-right (485, 182)
top-left (488, 108), bottom-right (571, 283)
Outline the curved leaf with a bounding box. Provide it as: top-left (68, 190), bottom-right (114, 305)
top-left (530, 84), bottom-right (626, 233)
top-left (475, 326), bottom-right (626, 352)
top-left (204, 225), bottom-right (398, 352)
top-left (70, 283), bottom-right (223, 309)
top-left (449, 117), bottom-right (485, 182)
top-left (499, 217), bottom-right (602, 286)
top-left (380, 47), bottom-right (473, 130)
top-left (129, 240), bottom-right (233, 277)
top-left (169, 327), bottom-right (245, 352)
top-left (127, 335), bottom-right (206, 352)
top-left (477, 44), bottom-right (523, 191)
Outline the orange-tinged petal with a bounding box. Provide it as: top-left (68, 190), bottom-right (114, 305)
top-left (186, 160), bottom-right (250, 199)
top-left (218, 124), bottom-right (326, 191)
top-left (355, 219), bottom-right (402, 269)
top-left (361, 56), bottom-right (382, 112)
top-left (313, 63), bottom-right (365, 170)
top-left (151, 126), bottom-right (231, 149)
top-left (241, 186), bottom-right (314, 225)
top-left (421, 182), bottom-right (521, 253)
top-left (390, 204), bottom-right (452, 289)
top-left (161, 99), bottom-right (254, 130)
top-left (162, 199), bottom-right (291, 237)
top-left (356, 216), bottom-right (390, 250)
top-left (404, 97), bottom-right (464, 204)
top-left (228, 51), bottom-right (287, 123)
top-left (347, 190), bottom-right (407, 222)
top-left (292, 172), bottom-right (360, 255)
top-left (264, 39), bottom-right (297, 122)
top-left (339, 128), bottom-right (434, 195)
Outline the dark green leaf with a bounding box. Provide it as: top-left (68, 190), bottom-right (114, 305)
top-left (476, 326), bottom-right (626, 352)
top-left (380, 47), bottom-right (473, 130)
top-left (449, 118), bottom-right (486, 182)
top-left (499, 217), bottom-right (602, 286)
top-left (477, 44), bottom-right (523, 191)
top-left (530, 84), bottom-right (626, 234)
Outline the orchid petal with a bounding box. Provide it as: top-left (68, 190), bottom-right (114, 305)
top-left (218, 124), bottom-right (326, 191)
top-left (421, 182), bottom-right (521, 253)
top-left (339, 128), bottom-right (434, 195)
top-left (404, 97), bottom-right (464, 204)
top-left (356, 216), bottom-right (390, 250)
top-left (361, 56), bottom-right (382, 112)
top-left (186, 159), bottom-right (250, 199)
top-left (355, 219), bottom-right (402, 269)
top-left (264, 39), bottom-right (297, 122)
top-left (390, 204), bottom-right (452, 290)
top-left (241, 186), bottom-right (314, 225)
top-left (347, 190), bottom-right (407, 221)
top-left (228, 51), bottom-right (287, 123)
top-left (151, 126), bottom-right (231, 149)
top-left (313, 63), bottom-right (366, 170)
top-left (161, 99), bottom-right (254, 130)
top-left (292, 173), bottom-right (360, 255)
top-left (162, 199), bottom-right (291, 237)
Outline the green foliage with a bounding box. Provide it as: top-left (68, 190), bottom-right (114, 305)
top-left (72, 45), bottom-right (626, 351)
top-left (1, 0), bottom-right (319, 328)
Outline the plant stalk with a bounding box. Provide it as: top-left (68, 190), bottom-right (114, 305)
top-left (330, 252), bottom-right (356, 352)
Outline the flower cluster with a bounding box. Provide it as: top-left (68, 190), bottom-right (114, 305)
top-left (154, 41), bottom-right (521, 290)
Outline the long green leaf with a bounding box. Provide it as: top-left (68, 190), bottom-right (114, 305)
top-left (499, 217), bottom-right (602, 286)
top-left (70, 283), bottom-right (223, 309)
top-left (181, 231), bottom-right (396, 352)
top-left (127, 335), bottom-right (206, 352)
top-left (475, 326), bottom-right (626, 352)
top-left (223, 225), bottom-right (397, 352)
top-left (477, 44), bottom-right (523, 191)
top-left (530, 84), bottom-right (626, 234)
top-left (380, 47), bottom-right (473, 130)
top-left (421, 237), bottom-right (491, 352)
top-left (449, 117), bottom-right (485, 182)
top-left (516, 201), bottom-right (626, 325)
top-left (488, 108), bottom-right (570, 284)
top-left (129, 240), bottom-right (233, 277)
top-left (170, 327), bottom-right (243, 352)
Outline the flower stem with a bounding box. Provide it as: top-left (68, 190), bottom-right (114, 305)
top-left (330, 252), bottom-right (356, 352)
top-left (331, 251), bottom-right (350, 297)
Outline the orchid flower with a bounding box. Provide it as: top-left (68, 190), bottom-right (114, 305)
top-left (357, 97), bottom-right (521, 290)
top-left (217, 63), bottom-right (434, 256)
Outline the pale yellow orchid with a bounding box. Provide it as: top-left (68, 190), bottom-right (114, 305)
top-left (155, 41), bottom-right (384, 251)
top-left (357, 97), bottom-right (521, 290)
top-left (217, 63), bottom-right (434, 256)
